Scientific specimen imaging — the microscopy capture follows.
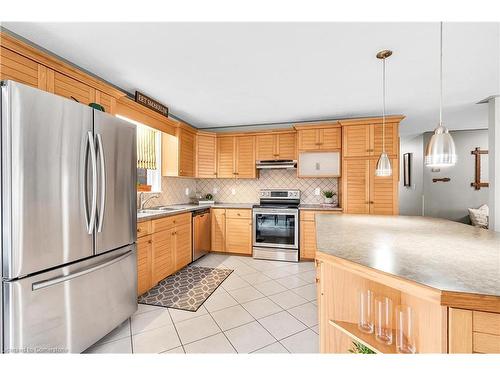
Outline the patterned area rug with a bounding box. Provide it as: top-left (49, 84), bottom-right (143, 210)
top-left (138, 265), bottom-right (233, 312)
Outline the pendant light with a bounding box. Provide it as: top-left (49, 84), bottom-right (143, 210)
top-left (424, 22), bottom-right (457, 167)
top-left (375, 49), bottom-right (392, 177)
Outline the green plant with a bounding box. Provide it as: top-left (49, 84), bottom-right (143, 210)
top-left (205, 193), bottom-right (213, 200)
top-left (348, 341), bottom-right (376, 354)
top-left (322, 190), bottom-right (336, 198)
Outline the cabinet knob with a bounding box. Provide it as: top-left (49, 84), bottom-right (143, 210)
top-left (137, 228), bottom-right (141, 232)
top-left (148, 240), bottom-right (152, 244)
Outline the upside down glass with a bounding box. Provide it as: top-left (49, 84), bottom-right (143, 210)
top-left (375, 296), bottom-right (393, 345)
top-left (396, 305), bottom-right (416, 353)
top-left (358, 290), bottom-right (374, 333)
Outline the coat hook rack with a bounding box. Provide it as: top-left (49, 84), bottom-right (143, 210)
top-left (432, 177), bottom-right (450, 183)
top-left (470, 147), bottom-right (489, 190)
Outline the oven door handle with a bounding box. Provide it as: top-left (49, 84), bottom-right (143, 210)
top-left (252, 209), bottom-right (298, 216)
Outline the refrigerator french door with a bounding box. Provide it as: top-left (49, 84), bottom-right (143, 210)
top-left (1, 81), bottom-right (137, 353)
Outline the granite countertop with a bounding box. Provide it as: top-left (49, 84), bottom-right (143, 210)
top-left (137, 203), bottom-right (255, 222)
top-left (315, 214), bottom-right (500, 297)
top-left (298, 204), bottom-right (343, 211)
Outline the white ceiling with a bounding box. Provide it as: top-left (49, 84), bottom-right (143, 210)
top-left (3, 22), bottom-right (499, 135)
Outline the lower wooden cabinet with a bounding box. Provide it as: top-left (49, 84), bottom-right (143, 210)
top-left (137, 212), bottom-right (192, 296)
top-left (137, 234), bottom-right (153, 296)
top-left (300, 210), bottom-right (342, 260)
top-left (449, 308), bottom-right (500, 353)
top-left (211, 208), bottom-right (252, 255)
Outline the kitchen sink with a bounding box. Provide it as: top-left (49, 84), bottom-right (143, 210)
top-left (137, 207), bottom-right (178, 214)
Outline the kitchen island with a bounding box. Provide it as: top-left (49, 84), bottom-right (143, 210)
top-left (314, 214), bottom-right (500, 354)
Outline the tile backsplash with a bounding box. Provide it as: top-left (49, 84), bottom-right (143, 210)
top-left (139, 169), bottom-right (339, 207)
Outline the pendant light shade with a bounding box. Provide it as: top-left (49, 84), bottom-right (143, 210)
top-left (375, 49), bottom-right (392, 177)
top-left (424, 22), bottom-right (457, 168)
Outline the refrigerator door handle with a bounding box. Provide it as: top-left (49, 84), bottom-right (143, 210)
top-left (31, 250), bottom-right (132, 291)
top-left (87, 131), bottom-right (98, 234)
top-left (96, 133), bottom-right (106, 233)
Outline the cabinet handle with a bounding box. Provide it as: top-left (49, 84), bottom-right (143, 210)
top-left (148, 240), bottom-right (152, 244)
top-left (137, 228), bottom-right (142, 232)
top-left (273, 153), bottom-right (279, 157)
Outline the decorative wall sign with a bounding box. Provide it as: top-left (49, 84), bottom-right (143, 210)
top-left (470, 147), bottom-right (489, 190)
top-left (432, 177), bottom-right (451, 183)
top-left (403, 153), bottom-right (412, 187)
top-left (135, 91), bottom-right (169, 117)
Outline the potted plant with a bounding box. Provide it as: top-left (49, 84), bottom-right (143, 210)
top-left (322, 190), bottom-right (336, 204)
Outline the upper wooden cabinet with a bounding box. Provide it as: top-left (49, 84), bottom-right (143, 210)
top-left (256, 131), bottom-right (296, 161)
top-left (217, 135), bottom-right (256, 179)
top-left (196, 132), bottom-right (217, 178)
top-left (295, 123), bottom-right (341, 151)
top-left (0, 46), bottom-right (43, 89)
top-left (340, 117), bottom-right (402, 158)
top-left (51, 71), bottom-right (96, 105)
top-left (178, 127), bottom-right (196, 177)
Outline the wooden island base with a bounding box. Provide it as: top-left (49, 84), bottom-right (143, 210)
top-left (316, 252), bottom-right (500, 354)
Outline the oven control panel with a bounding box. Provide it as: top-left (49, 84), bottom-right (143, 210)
top-left (259, 189), bottom-right (301, 199)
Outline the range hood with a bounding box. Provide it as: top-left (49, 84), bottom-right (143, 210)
top-left (256, 160), bottom-right (297, 169)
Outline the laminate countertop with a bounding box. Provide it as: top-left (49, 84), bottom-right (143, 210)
top-left (137, 203), bottom-right (254, 222)
top-left (315, 214), bottom-right (500, 298)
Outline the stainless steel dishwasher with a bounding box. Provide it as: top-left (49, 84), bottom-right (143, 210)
top-left (192, 208), bottom-right (211, 261)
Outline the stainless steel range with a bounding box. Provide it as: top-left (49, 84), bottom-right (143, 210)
top-left (252, 189), bottom-right (300, 262)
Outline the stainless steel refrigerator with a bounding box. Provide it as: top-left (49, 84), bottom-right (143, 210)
top-left (0, 81), bottom-right (137, 353)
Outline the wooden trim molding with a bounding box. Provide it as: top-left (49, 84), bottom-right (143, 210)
top-left (338, 115), bottom-right (405, 126)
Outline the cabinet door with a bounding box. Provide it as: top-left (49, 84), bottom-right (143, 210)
top-left (0, 47), bottom-right (43, 89)
top-left (277, 132), bottom-right (296, 159)
top-left (369, 158), bottom-right (399, 215)
top-left (152, 229), bottom-right (175, 284)
top-left (95, 90), bottom-right (116, 115)
top-left (256, 134), bottom-right (276, 161)
top-left (196, 134), bottom-right (217, 178)
top-left (174, 222), bottom-right (192, 271)
top-left (235, 136), bottom-right (256, 178)
top-left (373, 122), bottom-right (398, 157)
top-left (137, 235), bottom-right (153, 296)
top-left (217, 136), bottom-right (235, 178)
top-left (300, 220), bottom-right (317, 260)
top-left (52, 71), bottom-right (96, 105)
top-left (319, 127), bottom-right (341, 150)
top-left (225, 218), bottom-right (252, 255)
top-left (298, 129), bottom-right (320, 151)
top-left (211, 209), bottom-right (226, 252)
top-left (179, 129), bottom-right (195, 177)
top-left (343, 159), bottom-right (370, 214)
top-left (342, 125), bottom-right (371, 157)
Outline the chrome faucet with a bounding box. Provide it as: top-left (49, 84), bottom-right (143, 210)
top-left (138, 192), bottom-right (160, 210)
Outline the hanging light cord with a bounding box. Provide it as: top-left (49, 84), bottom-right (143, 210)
top-left (439, 21), bottom-right (443, 126)
top-left (382, 56), bottom-right (386, 153)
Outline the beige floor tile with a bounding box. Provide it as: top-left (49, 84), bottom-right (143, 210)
top-left (228, 286), bottom-right (265, 303)
top-left (84, 336), bottom-right (132, 354)
top-left (262, 267), bottom-right (294, 280)
top-left (175, 314), bottom-right (221, 345)
top-left (131, 307), bottom-right (173, 335)
top-left (280, 329), bottom-right (319, 353)
top-left (242, 297), bottom-right (283, 320)
top-left (168, 305), bottom-right (209, 323)
top-left (258, 311), bottom-right (307, 340)
top-left (221, 274), bottom-right (251, 291)
top-left (291, 284), bottom-right (318, 301)
top-left (240, 272), bottom-right (272, 284)
top-left (135, 303), bottom-right (164, 315)
top-left (252, 341), bottom-right (289, 353)
top-left (275, 275), bottom-right (310, 289)
top-left (161, 346), bottom-right (185, 353)
top-left (297, 270), bottom-right (317, 283)
top-left (224, 321), bottom-right (276, 353)
top-left (184, 333), bottom-right (236, 353)
top-left (203, 288), bottom-right (239, 312)
top-left (132, 325), bottom-right (181, 353)
top-left (211, 305), bottom-right (255, 331)
top-left (311, 325), bottom-right (319, 334)
top-left (287, 302), bottom-right (318, 327)
top-left (268, 290), bottom-right (308, 310)
top-left (252, 280), bottom-right (287, 296)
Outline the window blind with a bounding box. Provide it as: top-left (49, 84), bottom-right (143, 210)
top-left (137, 125), bottom-right (157, 170)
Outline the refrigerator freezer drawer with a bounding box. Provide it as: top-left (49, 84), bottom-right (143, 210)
top-left (2, 245), bottom-right (137, 353)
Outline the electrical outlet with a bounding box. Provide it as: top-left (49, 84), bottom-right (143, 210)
top-left (231, 188), bottom-right (236, 195)
top-left (213, 187), bottom-right (218, 194)
top-left (185, 188), bottom-right (190, 196)
top-left (314, 188), bottom-right (320, 196)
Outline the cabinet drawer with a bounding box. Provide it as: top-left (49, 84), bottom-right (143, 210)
top-left (225, 209), bottom-right (252, 219)
top-left (473, 311), bottom-right (500, 336)
top-left (137, 221), bottom-right (152, 238)
top-left (473, 332), bottom-right (500, 353)
top-left (152, 212), bottom-right (191, 233)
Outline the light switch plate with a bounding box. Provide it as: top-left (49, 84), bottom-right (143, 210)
top-left (185, 188), bottom-right (190, 196)
top-left (213, 187), bottom-right (218, 194)
top-left (314, 188), bottom-right (320, 196)
top-left (231, 188), bottom-right (236, 195)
